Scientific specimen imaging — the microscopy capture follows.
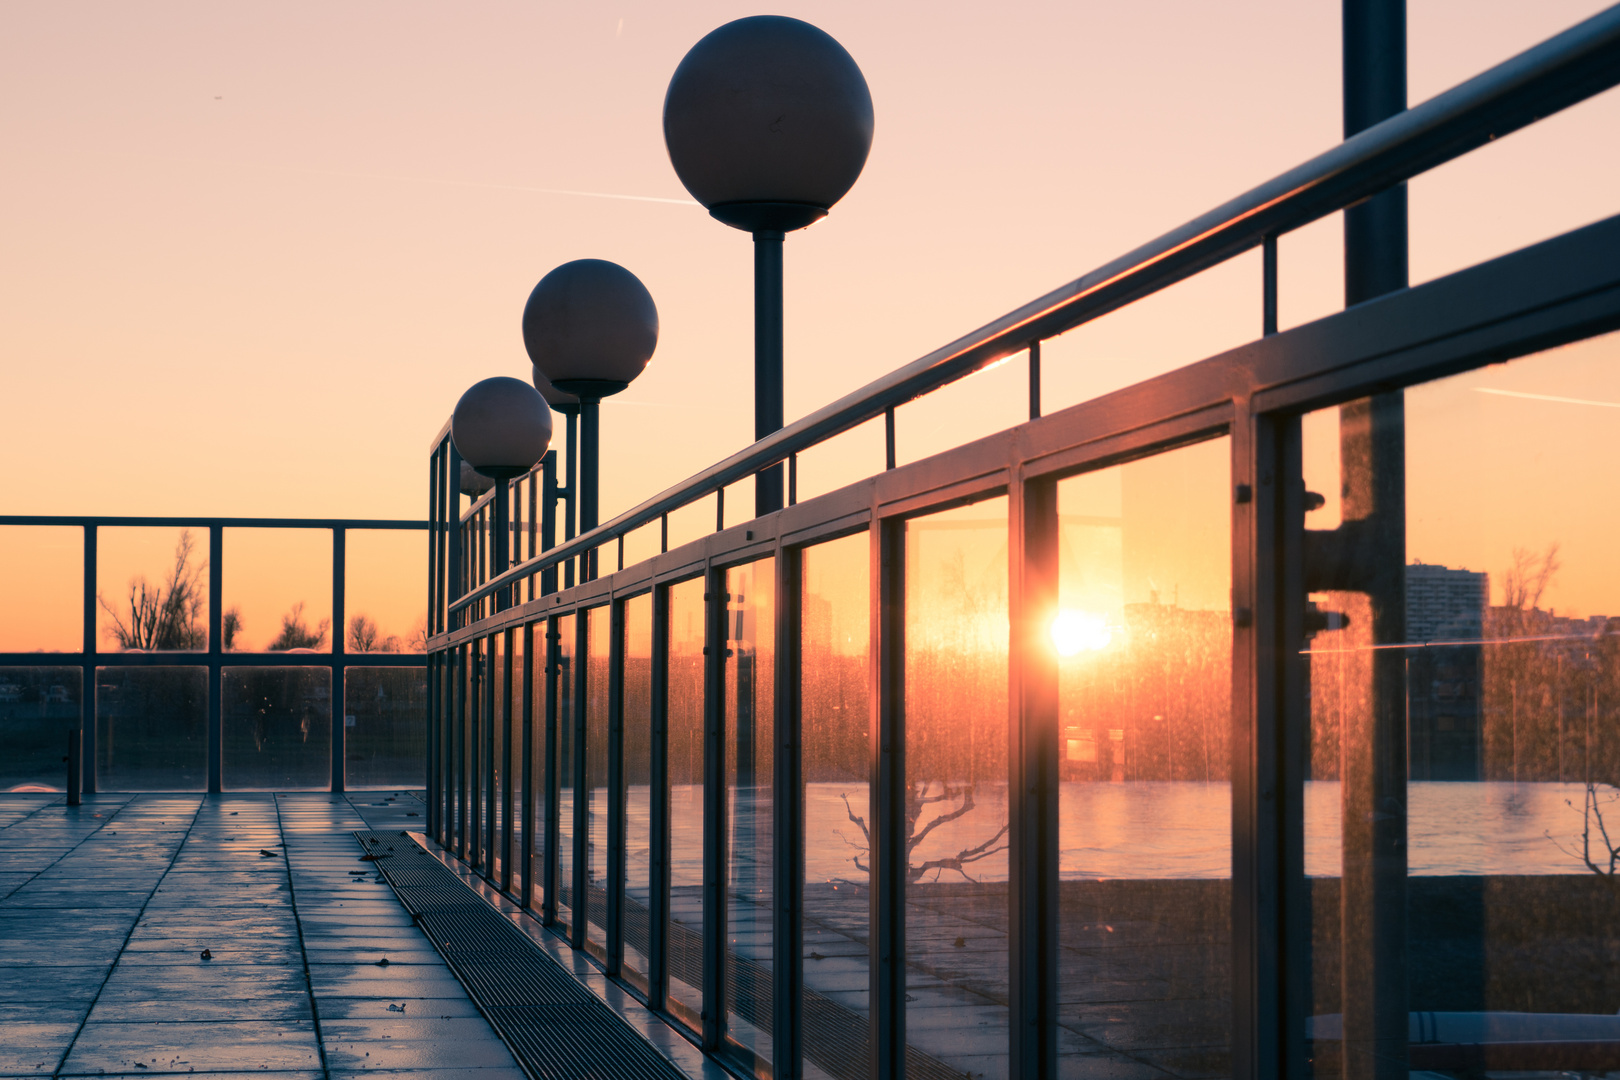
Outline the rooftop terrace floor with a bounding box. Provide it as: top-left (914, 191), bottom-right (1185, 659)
top-left (0, 791), bottom-right (526, 1080)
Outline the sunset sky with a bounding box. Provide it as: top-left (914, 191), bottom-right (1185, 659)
top-left (3, 1), bottom-right (1618, 649)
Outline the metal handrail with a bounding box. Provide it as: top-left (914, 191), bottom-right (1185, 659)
top-left (0, 515), bottom-right (423, 529)
top-left (449, 3), bottom-right (1620, 618)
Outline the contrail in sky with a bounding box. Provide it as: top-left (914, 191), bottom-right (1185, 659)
top-left (1473, 387), bottom-right (1620, 409)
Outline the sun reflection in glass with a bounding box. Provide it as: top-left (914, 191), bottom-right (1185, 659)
top-left (1050, 609), bottom-right (1112, 656)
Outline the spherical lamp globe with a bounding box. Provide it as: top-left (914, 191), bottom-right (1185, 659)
top-left (664, 15), bottom-right (874, 232)
top-left (522, 259), bottom-right (659, 399)
top-left (451, 376), bottom-right (554, 480)
top-left (531, 364), bottom-right (580, 411)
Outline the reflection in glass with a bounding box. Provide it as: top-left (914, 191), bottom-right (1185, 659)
top-left (223, 667), bottom-right (331, 789)
top-left (96, 667), bottom-right (206, 790)
top-left (0, 668), bottom-right (82, 793)
top-left (667, 577), bottom-right (706, 1030)
top-left (529, 627), bottom-right (547, 912)
top-left (904, 498), bottom-right (1010, 1079)
top-left (1301, 333), bottom-right (1620, 1079)
top-left (96, 528), bottom-right (210, 652)
top-left (1055, 437), bottom-right (1233, 1078)
top-left (510, 630), bottom-right (525, 899)
top-left (585, 606), bottom-right (611, 955)
top-left (800, 533), bottom-right (872, 1080)
top-left (623, 592), bottom-right (654, 992)
top-left (344, 667), bottom-right (427, 789)
top-left (555, 614), bottom-right (577, 934)
top-left (723, 558), bottom-right (775, 1073)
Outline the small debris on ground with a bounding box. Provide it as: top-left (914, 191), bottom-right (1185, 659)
top-left (953, 937), bottom-right (966, 948)
top-left (375, 957), bottom-right (390, 967)
top-left (199, 949), bottom-right (212, 961)
top-left (387, 1003), bottom-right (407, 1012)
top-left (259, 850), bottom-right (276, 857)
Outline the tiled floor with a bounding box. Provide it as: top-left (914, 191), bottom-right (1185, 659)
top-left (0, 792), bottom-right (525, 1080)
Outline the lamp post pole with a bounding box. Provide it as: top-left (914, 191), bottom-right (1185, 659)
top-left (663, 15), bottom-right (873, 522)
top-left (754, 231), bottom-right (785, 514)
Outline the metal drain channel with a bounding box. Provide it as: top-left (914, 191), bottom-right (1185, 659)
top-left (354, 831), bottom-right (686, 1080)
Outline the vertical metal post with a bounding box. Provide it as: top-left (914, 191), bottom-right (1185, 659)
top-left (1027, 341), bottom-right (1042, 421)
top-left (542, 450), bottom-right (559, 596)
top-left (1009, 476), bottom-right (1059, 1080)
top-left (1263, 236), bottom-right (1280, 337)
top-left (493, 479), bottom-right (512, 611)
top-left (772, 546), bottom-right (803, 1080)
top-left (754, 230), bottom-right (786, 516)
top-left (501, 628), bottom-right (516, 893)
top-left (564, 408), bottom-right (579, 590)
top-left (660, 513), bottom-right (669, 555)
top-left (332, 527), bottom-right (347, 794)
top-left (471, 639), bottom-right (483, 869)
top-left (521, 622), bottom-right (537, 909)
top-left (648, 585), bottom-right (671, 1011)
top-left (449, 444), bottom-right (465, 631)
top-left (702, 565), bottom-right (727, 1052)
top-left (66, 729), bottom-right (81, 806)
top-left (870, 518), bottom-right (906, 1080)
top-left (788, 454), bottom-right (798, 507)
top-left (427, 654), bottom-right (439, 840)
top-left (528, 474), bottom-right (538, 603)
top-left (884, 408), bottom-right (896, 471)
top-left (1340, 4), bottom-right (1409, 1078)
top-left (607, 600), bottom-right (627, 975)
top-left (208, 524), bottom-right (223, 794)
top-left (572, 612), bottom-right (589, 951)
top-left (81, 524), bottom-right (97, 795)
top-left (717, 487), bottom-right (726, 533)
top-left (579, 400), bottom-right (601, 582)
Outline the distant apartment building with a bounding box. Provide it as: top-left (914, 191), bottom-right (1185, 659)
top-left (1406, 562), bottom-right (1488, 780)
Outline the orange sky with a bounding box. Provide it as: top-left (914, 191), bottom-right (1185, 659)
top-left (3, 1), bottom-right (1618, 649)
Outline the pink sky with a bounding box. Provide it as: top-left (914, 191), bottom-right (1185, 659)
top-left (3, 2), bottom-right (1618, 648)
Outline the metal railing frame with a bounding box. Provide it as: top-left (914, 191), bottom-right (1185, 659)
top-left (421, 7), bottom-right (1620, 1080)
top-left (0, 515), bottom-right (428, 794)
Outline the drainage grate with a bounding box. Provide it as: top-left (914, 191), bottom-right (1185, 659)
top-left (355, 831), bottom-right (685, 1080)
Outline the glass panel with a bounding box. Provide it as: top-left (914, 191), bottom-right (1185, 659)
top-left (222, 528), bottom-right (331, 652)
top-left (800, 533), bottom-right (872, 1080)
top-left (1301, 331), bottom-right (1620, 1078)
top-left (343, 667), bottom-right (427, 790)
top-left (0, 668), bottom-right (82, 793)
top-left (510, 629), bottom-right (525, 898)
top-left (623, 592), bottom-right (655, 992)
top-left (0, 527), bottom-right (81, 653)
top-left (96, 666), bottom-right (206, 790)
top-left (96, 527), bottom-right (209, 651)
top-left (530, 628), bottom-right (546, 911)
top-left (555, 614), bottom-right (577, 933)
top-left (903, 497), bottom-right (1010, 1078)
top-left (585, 606), bottom-right (611, 953)
top-left (724, 558), bottom-right (775, 1073)
top-left (345, 530), bottom-right (428, 653)
top-left (667, 577), bottom-right (707, 1030)
top-left (1055, 437), bottom-right (1234, 1079)
top-left (491, 632), bottom-right (506, 882)
top-left (222, 667), bottom-right (332, 789)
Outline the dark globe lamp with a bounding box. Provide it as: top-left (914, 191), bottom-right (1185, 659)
top-left (522, 258), bottom-right (658, 580)
top-left (664, 15), bottom-right (873, 514)
top-left (451, 376), bottom-right (554, 610)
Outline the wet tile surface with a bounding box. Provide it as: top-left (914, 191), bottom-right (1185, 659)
top-left (0, 792), bottom-right (523, 1080)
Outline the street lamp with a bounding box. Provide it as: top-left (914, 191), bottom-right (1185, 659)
top-left (451, 376), bottom-right (554, 611)
top-left (522, 258), bottom-right (658, 579)
top-left (663, 15), bottom-right (873, 515)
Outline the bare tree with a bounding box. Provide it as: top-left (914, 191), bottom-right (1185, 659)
top-left (347, 613), bottom-right (400, 653)
top-left (222, 606), bottom-right (244, 651)
top-left (1503, 543), bottom-right (1561, 613)
top-left (839, 781), bottom-right (1010, 883)
top-left (269, 602), bottom-right (329, 651)
top-left (98, 530), bottom-right (206, 650)
top-left (1551, 781), bottom-right (1620, 889)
